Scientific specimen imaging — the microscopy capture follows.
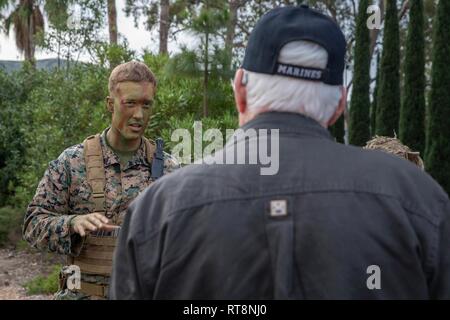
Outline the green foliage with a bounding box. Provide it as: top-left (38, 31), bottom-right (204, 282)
top-left (0, 52), bottom-right (236, 209)
top-left (93, 42), bottom-right (136, 69)
top-left (161, 111), bottom-right (238, 148)
top-left (400, 0), bottom-right (426, 155)
top-left (0, 206), bottom-right (23, 247)
top-left (425, 0), bottom-right (450, 195)
top-left (164, 1), bottom-right (233, 117)
top-left (160, 111), bottom-right (238, 163)
top-left (165, 47), bottom-right (202, 78)
top-left (44, 0), bottom-right (72, 30)
top-left (24, 264), bottom-right (61, 295)
top-left (12, 64), bottom-right (110, 209)
top-left (124, 0), bottom-right (192, 38)
top-left (349, 0), bottom-right (371, 146)
top-left (36, 0), bottom-right (106, 64)
top-left (0, 66), bottom-right (40, 206)
top-left (329, 115), bottom-right (345, 144)
top-left (189, 1), bottom-right (229, 34)
top-left (376, 0), bottom-right (401, 137)
top-left (144, 52), bottom-right (235, 140)
top-left (15, 238), bottom-right (31, 252)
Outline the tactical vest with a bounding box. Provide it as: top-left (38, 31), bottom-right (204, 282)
top-left (67, 134), bottom-right (164, 298)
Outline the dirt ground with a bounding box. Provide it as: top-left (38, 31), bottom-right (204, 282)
top-left (0, 247), bottom-right (64, 300)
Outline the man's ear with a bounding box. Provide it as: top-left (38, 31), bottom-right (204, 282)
top-left (233, 68), bottom-right (247, 114)
top-left (106, 96), bottom-right (114, 113)
top-left (327, 86), bottom-right (347, 127)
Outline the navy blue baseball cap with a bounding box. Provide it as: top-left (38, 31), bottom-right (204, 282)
top-left (242, 5), bottom-right (346, 85)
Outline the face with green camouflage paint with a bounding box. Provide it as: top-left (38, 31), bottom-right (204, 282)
top-left (107, 81), bottom-right (155, 151)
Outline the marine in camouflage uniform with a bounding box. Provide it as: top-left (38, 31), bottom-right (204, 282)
top-left (22, 61), bottom-right (179, 299)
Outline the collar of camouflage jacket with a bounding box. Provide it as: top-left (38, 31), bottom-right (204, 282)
top-left (100, 128), bottom-right (150, 170)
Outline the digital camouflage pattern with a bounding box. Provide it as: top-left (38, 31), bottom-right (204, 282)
top-left (22, 128), bottom-right (180, 299)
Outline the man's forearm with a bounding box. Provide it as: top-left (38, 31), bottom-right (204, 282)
top-left (23, 207), bottom-right (84, 256)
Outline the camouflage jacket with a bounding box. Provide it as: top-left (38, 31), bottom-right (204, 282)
top-left (23, 128), bottom-right (179, 257)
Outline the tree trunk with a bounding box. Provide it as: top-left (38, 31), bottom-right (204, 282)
top-left (225, 0), bottom-right (239, 69)
top-left (57, 29), bottom-right (61, 69)
top-left (107, 0), bottom-right (118, 45)
top-left (371, 54), bottom-right (380, 136)
top-left (159, 0), bottom-right (169, 55)
top-left (203, 33), bottom-right (209, 118)
top-left (25, 22), bottom-right (33, 63)
top-left (26, 3), bottom-right (35, 66)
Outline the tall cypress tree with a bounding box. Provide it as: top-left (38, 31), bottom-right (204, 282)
top-left (371, 53), bottom-right (380, 137)
top-left (376, 0), bottom-right (400, 136)
top-left (399, 0), bottom-right (426, 154)
top-left (425, 0), bottom-right (450, 195)
top-left (349, 0), bottom-right (371, 146)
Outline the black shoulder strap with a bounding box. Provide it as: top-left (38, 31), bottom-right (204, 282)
top-left (151, 138), bottom-right (165, 181)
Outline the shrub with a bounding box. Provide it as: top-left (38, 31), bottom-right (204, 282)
top-left (160, 111), bottom-right (238, 163)
top-left (24, 264), bottom-right (61, 295)
top-left (0, 206), bottom-right (24, 247)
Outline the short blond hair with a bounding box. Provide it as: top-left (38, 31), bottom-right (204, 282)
top-left (364, 136), bottom-right (425, 170)
top-left (108, 61), bottom-right (157, 94)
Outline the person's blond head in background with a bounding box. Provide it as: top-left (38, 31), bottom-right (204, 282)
top-left (364, 136), bottom-right (425, 170)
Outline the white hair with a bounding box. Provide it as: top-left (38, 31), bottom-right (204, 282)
top-left (244, 40), bottom-right (343, 126)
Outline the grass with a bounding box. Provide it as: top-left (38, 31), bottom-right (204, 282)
top-left (15, 239), bottom-right (30, 252)
top-left (24, 264), bottom-right (61, 295)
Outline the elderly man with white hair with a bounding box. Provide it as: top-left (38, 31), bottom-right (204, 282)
top-left (110, 5), bottom-right (450, 299)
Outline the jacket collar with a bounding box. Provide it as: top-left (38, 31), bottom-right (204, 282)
top-left (240, 111), bottom-right (334, 141)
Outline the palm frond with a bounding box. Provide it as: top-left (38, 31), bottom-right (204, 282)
top-left (11, 6), bottom-right (28, 53)
top-left (32, 5), bottom-right (44, 34)
top-left (4, 0), bottom-right (43, 57)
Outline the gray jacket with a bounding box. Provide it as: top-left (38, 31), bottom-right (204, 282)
top-left (110, 112), bottom-right (450, 299)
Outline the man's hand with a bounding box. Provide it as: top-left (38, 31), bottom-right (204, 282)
top-left (70, 212), bottom-right (118, 237)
